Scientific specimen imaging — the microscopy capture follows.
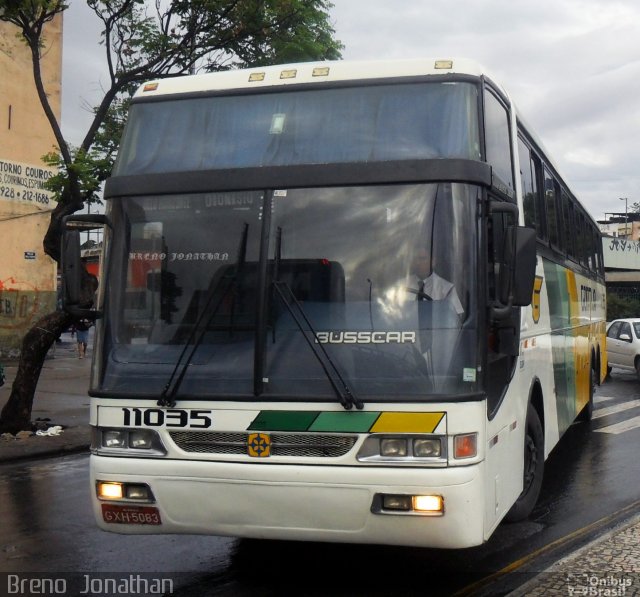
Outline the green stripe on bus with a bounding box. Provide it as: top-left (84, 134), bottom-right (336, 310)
top-left (308, 412), bottom-right (380, 432)
top-left (248, 411), bottom-right (320, 431)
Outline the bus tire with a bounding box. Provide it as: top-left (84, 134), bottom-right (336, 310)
top-left (504, 403), bottom-right (544, 523)
top-left (577, 363), bottom-right (595, 422)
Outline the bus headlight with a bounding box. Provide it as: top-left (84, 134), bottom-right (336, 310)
top-left (380, 438), bottom-right (408, 457)
top-left (103, 430), bottom-right (127, 449)
top-left (92, 427), bottom-right (167, 457)
top-left (357, 435), bottom-right (446, 464)
top-left (413, 438), bottom-right (441, 457)
top-left (129, 430), bottom-right (155, 449)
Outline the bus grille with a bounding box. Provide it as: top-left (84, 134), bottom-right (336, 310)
top-left (169, 431), bottom-right (357, 457)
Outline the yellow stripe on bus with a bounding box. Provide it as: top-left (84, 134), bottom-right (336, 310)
top-left (370, 412), bottom-right (445, 433)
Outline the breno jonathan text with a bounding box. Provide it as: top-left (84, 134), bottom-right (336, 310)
top-left (6, 574), bottom-right (174, 595)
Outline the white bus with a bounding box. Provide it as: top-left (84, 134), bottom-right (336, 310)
top-left (63, 58), bottom-right (606, 548)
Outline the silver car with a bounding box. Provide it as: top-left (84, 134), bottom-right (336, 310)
top-left (606, 318), bottom-right (640, 377)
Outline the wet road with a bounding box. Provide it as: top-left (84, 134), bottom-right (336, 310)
top-left (1, 371), bottom-right (639, 596)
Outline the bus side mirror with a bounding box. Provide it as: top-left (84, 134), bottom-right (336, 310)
top-left (506, 225), bottom-right (537, 307)
top-left (61, 214), bottom-right (111, 318)
top-left (493, 225), bottom-right (537, 319)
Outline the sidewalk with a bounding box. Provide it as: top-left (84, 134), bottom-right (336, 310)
top-left (0, 331), bottom-right (92, 462)
top-left (506, 513), bottom-right (640, 596)
top-left (0, 336), bottom-right (638, 594)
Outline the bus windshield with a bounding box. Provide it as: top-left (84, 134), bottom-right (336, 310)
top-left (99, 183), bottom-right (479, 400)
top-left (113, 81), bottom-right (480, 175)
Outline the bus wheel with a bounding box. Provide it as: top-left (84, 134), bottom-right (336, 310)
top-left (577, 362), bottom-right (595, 422)
top-left (504, 403), bottom-right (544, 522)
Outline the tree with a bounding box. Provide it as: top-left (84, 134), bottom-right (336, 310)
top-left (0, 0), bottom-right (343, 434)
top-left (606, 291), bottom-right (640, 321)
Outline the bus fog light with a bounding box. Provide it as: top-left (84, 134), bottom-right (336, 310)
top-left (129, 430), bottom-right (154, 449)
top-left (454, 433), bottom-right (477, 459)
top-left (103, 430), bottom-right (126, 448)
top-left (380, 438), bottom-right (408, 457)
top-left (382, 495), bottom-right (412, 511)
top-left (413, 495), bottom-right (444, 515)
top-left (413, 438), bottom-right (441, 457)
top-left (97, 481), bottom-right (123, 500)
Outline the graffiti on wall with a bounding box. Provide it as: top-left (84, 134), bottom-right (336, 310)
top-left (607, 237), bottom-right (640, 254)
top-left (0, 277), bottom-right (56, 357)
top-left (0, 277), bottom-right (41, 330)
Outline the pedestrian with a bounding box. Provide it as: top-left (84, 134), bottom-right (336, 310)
top-left (0, 362), bottom-right (5, 387)
top-left (75, 318), bottom-right (92, 359)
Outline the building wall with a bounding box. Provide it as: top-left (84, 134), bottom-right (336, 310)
top-left (0, 17), bottom-right (62, 357)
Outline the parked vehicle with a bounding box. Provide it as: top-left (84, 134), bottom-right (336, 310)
top-left (606, 318), bottom-right (640, 377)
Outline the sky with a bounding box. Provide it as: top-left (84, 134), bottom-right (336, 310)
top-left (61, 0), bottom-right (640, 222)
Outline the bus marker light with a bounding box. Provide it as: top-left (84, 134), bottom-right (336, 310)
top-left (434, 60), bottom-right (453, 69)
top-left (413, 495), bottom-right (444, 515)
top-left (143, 82), bottom-right (158, 92)
top-left (454, 433), bottom-right (477, 459)
top-left (97, 482), bottom-right (123, 500)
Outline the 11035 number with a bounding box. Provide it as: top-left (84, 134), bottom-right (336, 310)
top-left (121, 407), bottom-right (212, 428)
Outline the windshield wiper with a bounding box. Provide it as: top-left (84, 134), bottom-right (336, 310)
top-left (157, 223), bottom-right (249, 408)
top-left (271, 229), bottom-right (362, 410)
top-left (272, 281), bottom-right (363, 410)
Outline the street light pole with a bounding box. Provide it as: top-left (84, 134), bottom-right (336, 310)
top-left (620, 197), bottom-right (628, 237)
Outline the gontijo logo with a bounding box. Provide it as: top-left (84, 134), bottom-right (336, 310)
top-left (247, 433), bottom-right (271, 457)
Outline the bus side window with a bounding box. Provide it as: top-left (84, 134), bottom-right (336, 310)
top-left (562, 191), bottom-right (575, 260)
top-left (543, 167), bottom-right (560, 249)
top-left (594, 228), bottom-right (603, 275)
top-left (484, 90), bottom-right (514, 193)
top-left (518, 138), bottom-right (536, 230)
top-left (577, 211), bottom-right (588, 267)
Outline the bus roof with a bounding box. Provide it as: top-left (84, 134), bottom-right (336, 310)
top-left (133, 58), bottom-right (508, 99)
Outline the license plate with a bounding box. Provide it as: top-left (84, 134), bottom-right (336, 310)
top-left (101, 504), bottom-right (162, 525)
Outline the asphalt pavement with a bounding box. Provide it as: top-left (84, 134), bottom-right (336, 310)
top-left (0, 334), bottom-right (638, 595)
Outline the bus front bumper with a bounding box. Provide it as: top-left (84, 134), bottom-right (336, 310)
top-left (91, 455), bottom-right (487, 548)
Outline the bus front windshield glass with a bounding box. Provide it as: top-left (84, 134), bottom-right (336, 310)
top-left (114, 81), bottom-right (480, 174)
top-left (99, 183), bottom-right (479, 400)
